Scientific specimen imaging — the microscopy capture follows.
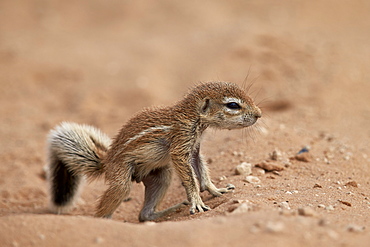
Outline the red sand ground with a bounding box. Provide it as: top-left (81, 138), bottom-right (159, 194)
top-left (0, 1), bottom-right (369, 246)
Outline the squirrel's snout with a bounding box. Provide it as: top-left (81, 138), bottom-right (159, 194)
top-left (254, 107), bottom-right (262, 119)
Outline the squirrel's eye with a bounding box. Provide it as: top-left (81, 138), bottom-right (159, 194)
top-left (226, 102), bottom-right (241, 110)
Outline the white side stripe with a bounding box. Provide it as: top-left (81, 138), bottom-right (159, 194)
top-left (123, 126), bottom-right (171, 147)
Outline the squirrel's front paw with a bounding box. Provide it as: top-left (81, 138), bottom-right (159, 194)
top-left (189, 201), bottom-right (210, 214)
top-left (208, 183), bottom-right (236, 197)
top-left (225, 183), bottom-right (236, 190)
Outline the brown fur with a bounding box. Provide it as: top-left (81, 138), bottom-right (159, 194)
top-left (47, 81), bottom-right (261, 221)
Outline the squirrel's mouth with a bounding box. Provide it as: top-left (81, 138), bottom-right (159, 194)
top-left (245, 113), bottom-right (261, 125)
top-left (227, 121), bottom-right (257, 130)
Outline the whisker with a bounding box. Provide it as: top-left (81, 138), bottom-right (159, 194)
top-left (256, 120), bottom-right (269, 137)
top-left (249, 129), bottom-right (257, 143)
top-left (241, 129), bottom-right (246, 143)
top-left (242, 128), bottom-right (250, 143)
top-left (253, 86), bottom-right (264, 103)
top-left (258, 114), bottom-right (269, 125)
top-left (245, 126), bottom-right (258, 143)
top-left (252, 127), bottom-right (260, 142)
top-left (256, 96), bottom-right (273, 107)
top-left (242, 65), bottom-right (253, 90)
top-left (246, 75), bottom-right (261, 96)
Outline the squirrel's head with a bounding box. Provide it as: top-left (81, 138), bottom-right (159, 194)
top-left (191, 82), bottom-right (262, 130)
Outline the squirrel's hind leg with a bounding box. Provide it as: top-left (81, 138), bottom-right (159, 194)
top-left (139, 166), bottom-right (186, 222)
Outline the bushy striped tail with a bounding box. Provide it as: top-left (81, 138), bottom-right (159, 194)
top-left (46, 122), bottom-right (111, 214)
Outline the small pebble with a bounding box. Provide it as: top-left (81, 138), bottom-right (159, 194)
top-left (279, 209), bottom-right (296, 216)
top-left (252, 167), bottom-right (265, 175)
top-left (249, 224), bottom-right (261, 233)
top-left (327, 230), bottom-right (339, 239)
top-left (297, 147), bottom-right (310, 154)
top-left (270, 149), bottom-right (282, 161)
top-left (346, 224), bottom-right (365, 233)
top-left (244, 176), bottom-right (261, 184)
top-left (345, 181), bottom-right (358, 187)
top-left (318, 218), bottom-right (328, 226)
top-left (325, 205), bottom-right (334, 211)
top-left (144, 221), bottom-right (156, 226)
top-left (255, 161), bottom-right (284, 172)
top-left (265, 221), bottom-right (285, 233)
top-left (94, 237), bottom-right (104, 244)
top-left (235, 162), bottom-right (252, 175)
top-left (230, 203), bottom-right (251, 214)
top-left (272, 171), bottom-right (281, 176)
top-left (338, 200), bottom-right (352, 207)
top-left (298, 207), bottom-right (317, 217)
top-left (318, 204), bottom-right (326, 208)
top-left (232, 199), bottom-right (249, 204)
top-left (41, 165), bottom-right (48, 179)
top-left (284, 190), bottom-right (298, 194)
top-left (280, 201), bottom-right (291, 210)
top-left (283, 161), bottom-right (291, 168)
top-left (294, 152), bottom-right (311, 162)
top-left (313, 183), bottom-right (322, 188)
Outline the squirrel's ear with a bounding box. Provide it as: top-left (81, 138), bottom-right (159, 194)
top-left (201, 98), bottom-right (210, 114)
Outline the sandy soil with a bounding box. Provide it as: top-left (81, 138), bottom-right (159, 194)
top-left (1, 1), bottom-right (369, 246)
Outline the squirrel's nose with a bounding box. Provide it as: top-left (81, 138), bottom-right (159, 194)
top-left (254, 108), bottom-right (262, 119)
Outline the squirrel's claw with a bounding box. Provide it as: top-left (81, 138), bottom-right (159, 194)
top-left (189, 203), bottom-right (210, 214)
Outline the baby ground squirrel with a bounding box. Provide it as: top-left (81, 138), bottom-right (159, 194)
top-left (47, 81), bottom-right (262, 221)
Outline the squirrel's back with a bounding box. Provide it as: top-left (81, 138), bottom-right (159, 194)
top-left (47, 122), bottom-right (111, 213)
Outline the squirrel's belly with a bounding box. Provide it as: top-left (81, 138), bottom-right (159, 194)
top-left (129, 140), bottom-right (172, 182)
